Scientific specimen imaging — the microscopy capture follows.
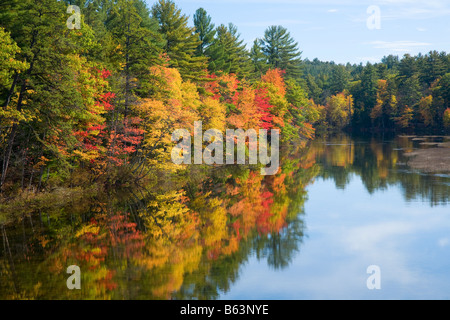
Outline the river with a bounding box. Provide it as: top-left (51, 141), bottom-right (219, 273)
top-left (1, 134), bottom-right (449, 299)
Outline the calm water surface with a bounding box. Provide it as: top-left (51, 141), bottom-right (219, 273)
top-left (1, 135), bottom-right (449, 299)
top-left (223, 136), bottom-right (450, 299)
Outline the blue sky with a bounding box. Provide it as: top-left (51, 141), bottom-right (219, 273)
top-left (220, 176), bottom-right (450, 299)
top-left (147, 0), bottom-right (450, 64)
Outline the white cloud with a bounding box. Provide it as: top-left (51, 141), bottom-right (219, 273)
top-left (366, 40), bottom-right (431, 53)
top-left (438, 238), bottom-right (449, 247)
top-left (344, 0), bottom-right (450, 23)
top-left (327, 9), bottom-right (338, 13)
top-left (378, 0), bottom-right (450, 19)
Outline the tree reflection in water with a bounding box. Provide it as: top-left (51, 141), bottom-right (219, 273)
top-left (1, 135), bottom-right (448, 299)
top-left (0, 140), bottom-right (317, 299)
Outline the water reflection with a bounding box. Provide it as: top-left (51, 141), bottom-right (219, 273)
top-left (220, 134), bottom-right (450, 300)
top-left (311, 134), bottom-right (449, 206)
top-left (0, 141), bottom-right (317, 299)
top-left (0, 134), bottom-right (448, 299)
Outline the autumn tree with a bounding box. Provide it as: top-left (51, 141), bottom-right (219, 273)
top-left (444, 108), bottom-right (450, 130)
top-left (0, 27), bottom-right (28, 96)
top-left (133, 65), bottom-right (199, 169)
top-left (226, 85), bottom-right (260, 130)
top-left (434, 73), bottom-right (450, 130)
top-left (370, 78), bottom-right (397, 130)
top-left (325, 92), bottom-right (354, 129)
top-left (418, 95), bottom-right (434, 127)
top-left (0, 0), bottom-right (97, 190)
top-left (258, 69), bottom-right (288, 133)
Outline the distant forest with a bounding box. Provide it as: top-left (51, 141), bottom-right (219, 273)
top-left (301, 54), bottom-right (450, 134)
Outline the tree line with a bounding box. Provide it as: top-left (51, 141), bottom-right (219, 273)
top-left (302, 53), bottom-right (450, 133)
top-left (0, 0), bottom-right (316, 194)
top-left (0, 0), bottom-right (448, 196)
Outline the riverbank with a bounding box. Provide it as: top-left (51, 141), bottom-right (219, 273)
top-left (403, 136), bottom-right (450, 173)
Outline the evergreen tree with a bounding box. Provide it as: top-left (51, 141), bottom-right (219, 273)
top-left (193, 8), bottom-right (215, 57)
top-left (398, 74), bottom-right (421, 111)
top-left (381, 55), bottom-right (399, 71)
top-left (286, 79), bottom-right (321, 126)
top-left (249, 39), bottom-right (268, 79)
top-left (0, 0), bottom-right (103, 189)
top-left (351, 63), bottom-right (377, 128)
top-left (375, 63), bottom-right (388, 80)
top-left (397, 54), bottom-right (417, 84)
top-left (106, 0), bottom-right (164, 114)
top-left (207, 39), bottom-right (227, 74)
top-left (151, 0), bottom-right (207, 81)
top-left (260, 25), bottom-right (302, 79)
top-left (69, 0), bottom-right (115, 64)
top-left (329, 65), bottom-right (350, 95)
top-left (208, 23), bottom-right (250, 78)
top-left (420, 51), bottom-right (447, 86)
top-left (305, 74), bottom-right (322, 104)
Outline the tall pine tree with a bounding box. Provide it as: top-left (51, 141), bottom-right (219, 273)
top-left (193, 8), bottom-right (215, 57)
top-left (250, 39), bottom-right (268, 79)
top-left (151, 0), bottom-right (207, 81)
top-left (260, 25), bottom-right (303, 79)
top-left (208, 23), bottom-right (250, 78)
top-left (106, 0), bottom-right (164, 114)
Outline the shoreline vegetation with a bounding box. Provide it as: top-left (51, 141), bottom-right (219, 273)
top-left (0, 0), bottom-right (449, 252)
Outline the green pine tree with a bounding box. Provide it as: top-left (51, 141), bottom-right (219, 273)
top-left (193, 8), bottom-right (216, 57)
top-left (420, 51), bottom-right (447, 86)
top-left (329, 65), bottom-right (350, 95)
top-left (351, 63), bottom-right (378, 128)
top-left (208, 23), bottom-right (250, 78)
top-left (151, 0), bottom-right (207, 81)
top-left (106, 0), bottom-right (164, 112)
top-left (249, 39), bottom-right (268, 79)
top-left (260, 25), bottom-right (303, 79)
top-left (305, 74), bottom-right (322, 104)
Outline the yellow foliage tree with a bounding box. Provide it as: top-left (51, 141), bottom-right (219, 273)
top-left (135, 66), bottom-right (199, 168)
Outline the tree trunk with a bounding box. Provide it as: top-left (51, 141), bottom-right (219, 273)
top-left (0, 31), bottom-right (38, 192)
